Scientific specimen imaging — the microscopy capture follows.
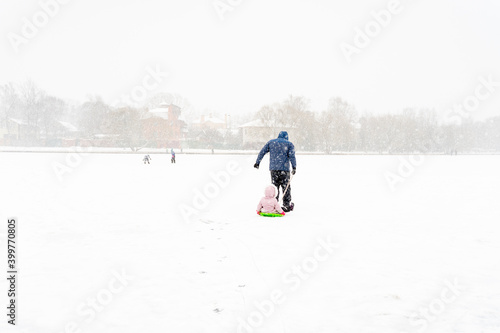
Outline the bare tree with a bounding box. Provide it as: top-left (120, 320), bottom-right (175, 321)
top-left (257, 104), bottom-right (280, 137)
top-left (0, 83), bottom-right (21, 139)
top-left (256, 95), bottom-right (315, 149)
top-left (319, 97), bottom-right (358, 153)
top-left (77, 96), bottom-right (111, 136)
top-left (281, 95), bottom-right (316, 150)
top-left (19, 80), bottom-right (44, 144)
top-left (39, 94), bottom-right (66, 141)
top-left (108, 106), bottom-right (147, 151)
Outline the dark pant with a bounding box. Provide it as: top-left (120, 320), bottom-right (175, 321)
top-left (271, 170), bottom-right (292, 207)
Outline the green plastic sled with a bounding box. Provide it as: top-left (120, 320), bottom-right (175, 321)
top-left (258, 212), bottom-right (284, 217)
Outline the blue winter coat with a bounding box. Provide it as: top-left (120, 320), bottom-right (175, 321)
top-left (256, 131), bottom-right (297, 171)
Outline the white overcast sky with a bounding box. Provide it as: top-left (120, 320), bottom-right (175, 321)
top-left (1, 0), bottom-right (500, 120)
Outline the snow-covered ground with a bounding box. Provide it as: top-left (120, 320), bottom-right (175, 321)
top-left (1, 152), bottom-right (500, 333)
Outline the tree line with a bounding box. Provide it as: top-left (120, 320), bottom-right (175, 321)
top-left (252, 95), bottom-right (500, 154)
top-left (1, 81), bottom-right (499, 153)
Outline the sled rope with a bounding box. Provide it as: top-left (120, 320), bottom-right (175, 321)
top-left (279, 173), bottom-right (294, 206)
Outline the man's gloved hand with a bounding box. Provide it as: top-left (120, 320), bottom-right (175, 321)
top-left (281, 211), bottom-right (285, 216)
top-left (254, 163), bottom-right (259, 169)
top-left (292, 168), bottom-right (296, 175)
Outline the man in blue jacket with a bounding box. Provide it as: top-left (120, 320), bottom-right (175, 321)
top-left (254, 131), bottom-right (297, 212)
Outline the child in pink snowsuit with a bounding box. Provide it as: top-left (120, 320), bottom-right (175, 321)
top-left (256, 185), bottom-right (285, 215)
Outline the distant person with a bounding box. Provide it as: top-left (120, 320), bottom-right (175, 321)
top-left (171, 149), bottom-right (176, 163)
top-left (143, 154), bottom-right (151, 164)
top-left (254, 131), bottom-right (297, 212)
top-left (256, 185), bottom-right (285, 216)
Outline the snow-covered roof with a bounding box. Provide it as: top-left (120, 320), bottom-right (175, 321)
top-left (58, 121), bottom-right (78, 132)
top-left (144, 103), bottom-right (171, 120)
top-left (9, 118), bottom-right (28, 125)
top-left (148, 108), bottom-right (169, 120)
top-left (205, 117), bottom-right (225, 124)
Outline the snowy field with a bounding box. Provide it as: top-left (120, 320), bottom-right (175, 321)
top-left (1, 152), bottom-right (500, 333)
